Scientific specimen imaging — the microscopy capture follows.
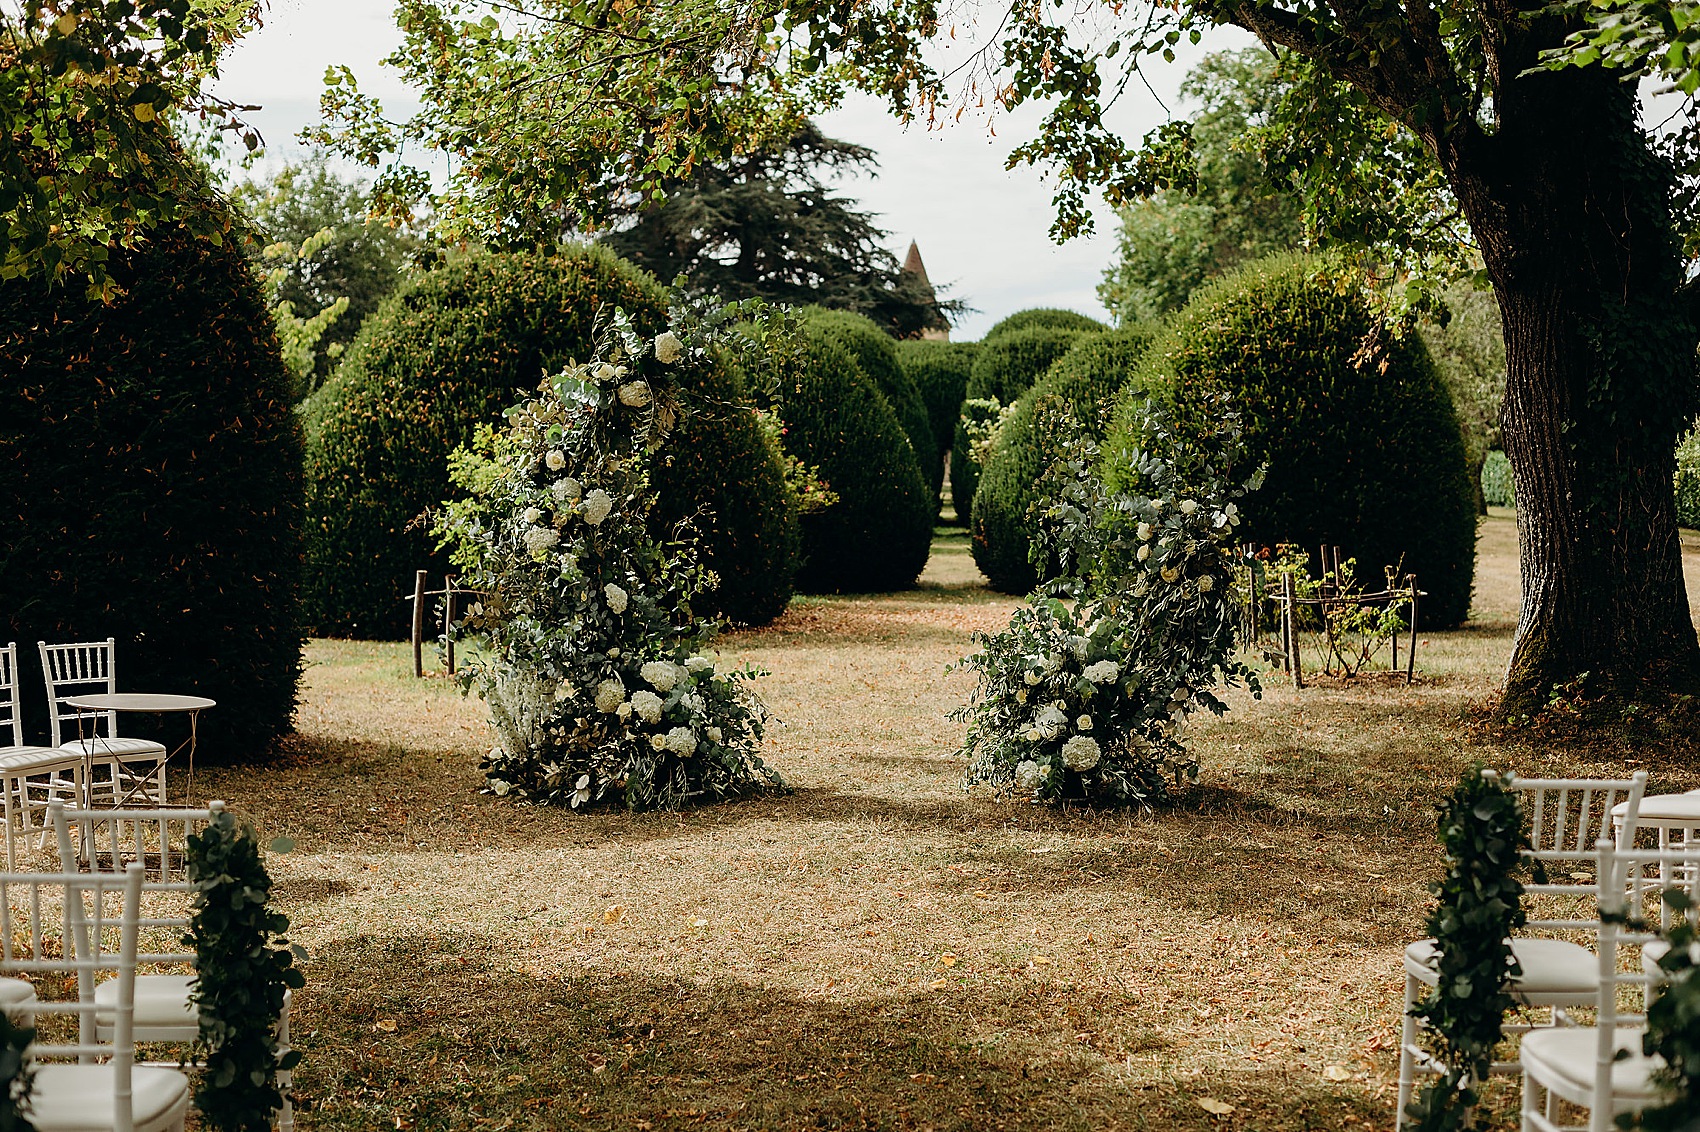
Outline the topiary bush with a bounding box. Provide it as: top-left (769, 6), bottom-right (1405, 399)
top-left (896, 339), bottom-right (978, 509)
top-left (971, 326), bottom-right (1159, 594)
top-left (984, 308), bottom-right (1108, 341)
top-left (1481, 450), bottom-right (1515, 509)
top-left (1106, 254), bottom-right (1478, 627)
top-left (0, 217), bottom-right (304, 758)
top-left (800, 308), bottom-right (938, 498)
top-left (953, 325), bottom-right (1095, 515)
top-left (780, 329), bottom-right (935, 593)
top-left (302, 246), bottom-right (798, 635)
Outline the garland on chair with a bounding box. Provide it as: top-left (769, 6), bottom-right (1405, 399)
top-left (1403, 767), bottom-right (1528, 1132)
top-left (185, 811), bottom-right (304, 1132)
top-left (1626, 888), bottom-right (1700, 1131)
top-left (0, 1011), bottom-right (32, 1132)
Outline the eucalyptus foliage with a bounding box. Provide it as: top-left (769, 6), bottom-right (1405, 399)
top-left (436, 303), bottom-right (786, 810)
top-left (953, 396), bottom-right (1261, 806)
top-left (186, 811), bottom-right (304, 1132)
top-left (1404, 769), bottom-right (1528, 1132)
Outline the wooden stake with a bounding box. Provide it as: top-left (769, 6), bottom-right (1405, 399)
top-left (1406, 574), bottom-right (1419, 684)
top-left (1285, 571), bottom-right (1303, 688)
top-left (411, 570), bottom-right (427, 678)
top-left (444, 574), bottom-right (457, 676)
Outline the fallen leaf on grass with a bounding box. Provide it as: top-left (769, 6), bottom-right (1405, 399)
top-left (1030, 955), bottom-right (1052, 966)
top-left (1195, 1097), bottom-right (1235, 1115)
top-left (603, 905), bottom-right (626, 924)
top-left (375, 1019), bottom-right (397, 1033)
top-left (938, 952), bottom-right (958, 967)
top-left (1322, 1064), bottom-right (1353, 1081)
top-left (691, 917), bottom-right (708, 929)
top-left (929, 978), bottom-right (949, 990)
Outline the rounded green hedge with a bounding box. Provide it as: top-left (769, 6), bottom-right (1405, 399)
top-left (1481, 450), bottom-right (1515, 508)
top-left (953, 325), bottom-right (1095, 515)
top-left (895, 339), bottom-right (978, 508)
top-left (1106, 254), bottom-right (1477, 628)
top-left (971, 326), bottom-right (1159, 594)
top-left (984, 308), bottom-right (1108, 341)
top-left (801, 309), bottom-right (937, 499)
top-left (0, 217), bottom-right (303, 758)
top-left (303, 246), bottom-right (797, 635)
top-left (781, 329), bottom-right (934, 593)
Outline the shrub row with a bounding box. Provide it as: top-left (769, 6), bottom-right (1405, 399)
top-left (895, 339), bottom-right (978, 509)
top-left (800, 309), bottom-right (938, 499)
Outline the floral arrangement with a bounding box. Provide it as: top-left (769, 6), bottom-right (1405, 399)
top-left (953, 394), bottom-right (1262, 805)
top-left (435, 302), bottom-right (787, 810)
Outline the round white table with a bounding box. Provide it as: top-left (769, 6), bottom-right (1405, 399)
top-left (63, 693), bottom-right (214, 806)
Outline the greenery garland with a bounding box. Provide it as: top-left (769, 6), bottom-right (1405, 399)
top-left (1404, 768), bottom-right (1528, 1132)
top-left (185, 811), bottom-right (305, 1132)
top-left (1626, 888), bottom-right (1700, 1131)
top-left (0, 1011), bottom-right (32, 1132)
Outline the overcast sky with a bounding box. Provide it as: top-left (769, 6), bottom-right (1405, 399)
top-left (213, 1), bottom-right (1258, 339)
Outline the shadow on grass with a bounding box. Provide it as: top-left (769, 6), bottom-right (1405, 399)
top-left (294, 931), bottom-right (1399, 1132)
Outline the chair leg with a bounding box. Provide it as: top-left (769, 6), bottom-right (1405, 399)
top-left (2, 774), bottom-right (17, 872)
top-left (1396, 972), bottom-right (1420, 1131)
top-left (275, 990), bottom-right (294, 1132)
top-left (1520, 1068), bottom-right (1537, 1132)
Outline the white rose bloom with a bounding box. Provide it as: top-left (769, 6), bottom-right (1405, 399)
top-left (523, 527), bottom-right (560, 556)
top-left (665, 726), bottom-right (697, 756)
top-left (1083, 660), bottom-right (1120, 685)
top-left (1025, 728), bottom-right (1044, 743)
top-left (685, 656), bottom-right (712, 674)
top-left (1076, 715), bottom-right (1093, 731)
top-left (1061, 735), bottom-right (1102, 771)
top-left (607, 647), bottom-right (621, 658)
top-left (654, 330), bottom-right (684, 363)
top-left (545, 449), bottom-right (567, 471)
top-left (616, 702), bottom-right (633, 721)
top-left (553, 681), bottom-right (576, 702)
top-left (1179, 499), bottom-right (1199, 515)
top-left (1015, 689), bottom-right (1029, 704)
top-left (552, 477), bottom-right (583, 504)
top-left (582, 489), bottom-right (614, 526)
top-left (1137, 522), bottom-right (1153, 541)
top-left (706, 726), bottom-right (723, 743)
top-left (1023, 671), bottom-right (1041, 686)
top-left (593, 362), bottom-right (619, 383)
top-left (1137, 544), bottom-right (1151, 562)
top-left (1161, 566), bottom-right (1181, 583)
top-left (594, 679), bottom-right (625, 714)
top-left (640, 660), bottom-right (679, 692)
top-left (649, 733), bottom-right (669, 750)
top-left (603, 583), bottom-right (629, 613)
top-left (570, 774), bottom-right (593, 808)
top-left (522, 506), bottom-right (542, 525)
top-left (630, 690), bottom-right (664, 725)
top-left (617, 381), bottom-right (652, 407)
top-left (1197, 574), bottom-right (1216, 592)
top-left (1013, 760), bottom-right (1043, 793)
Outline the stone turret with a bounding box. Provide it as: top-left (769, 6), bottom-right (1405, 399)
top-left (902, 240), bottom-right (950, 341)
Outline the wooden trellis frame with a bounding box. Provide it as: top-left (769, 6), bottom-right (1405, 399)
top-left (402, 571), bottom-right (487, 678)
top-left (1247, 545), bottom-right (1424, 688)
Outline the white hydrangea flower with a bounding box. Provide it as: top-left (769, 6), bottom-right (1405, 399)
top-left (1067, 635), bottom-right (1090, 662)
top-left (1076, 715), bottom-right (1093, 731)
top-left (1043, 653), bottom-right (1064, 674)
top-left (545, 449), bottom-right (567, 472)
top-left (1061, 735), bottom-right (1102, 771)
top-left (1179, 499), bottom-right (1199, 515)
top-left (523, 527), bottom-right (559, 556)
top-left (685, 656), bottom-right (712, 674)
top-left (1197, 574), bottom-right (1216, 593)
top-left (630, 690), bottom-right (664, 725)
top-left (552, 477), bottom-right (583, 504)
top-left (1137, 521), bottom-right (1153, 541)
top-left (1137, 544), bottom-right (1151, 562)
top-left (603, 583), bottom-right (629, 613)
top-left (654, 331), bottom-right (684, 363)
top-left (1013, 760), bottom-right (1043, 793)
top-left (706, 725), bottom-right (723, 743)
top-left (1083, 660), bottom-right (1120, 685)
top-left (1036, 706), bottom-right (1069, 740)
top-left (522, 506), bottom-right (542, 525)
top-left (665, 726), bottom-right (697, 756)
top-left (640, 660), bottom-right (679, 692)
top-left (582, 489), bottom-right (614, 526)
top-left (570, 774), bottom-right (592, 808)
top-left (682, 692), bottom-right (704, 714)
top-left (617, 381), bottom-right (652, 407)
top-left (594, 679), bottom-right (625, 714)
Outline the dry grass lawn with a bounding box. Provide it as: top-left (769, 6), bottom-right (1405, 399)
top-left (193, 513), bottom-right (1700, 1132)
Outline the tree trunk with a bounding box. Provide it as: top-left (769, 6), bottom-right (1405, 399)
top-left (1440, 65), bottom-right (1700, 717)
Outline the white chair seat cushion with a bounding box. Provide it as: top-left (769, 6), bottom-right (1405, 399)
top-left (1405, 937), bottom-right (1599, 996)
top-left (59, 738), bottom-right (165, 759)
top-left (94, 974), bottom-right (196, 1029)
top-left (27, 1064), bottom-right (190, 1132)
top-left (0, 977), bottom-right (34, 1005)
top-left (0, 747), bottom-right (80, 771)
top-left (1520, 1026), bottom-right (1665, 1103)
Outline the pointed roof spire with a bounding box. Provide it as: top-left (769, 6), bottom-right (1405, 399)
top-left (903, 239), bottom-right (931, 288)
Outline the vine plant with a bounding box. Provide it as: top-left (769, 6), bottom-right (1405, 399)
top-left (185, 811), bottom-right (304, 1132)
top-left (1404, 768), bottom-right (1528, 1132)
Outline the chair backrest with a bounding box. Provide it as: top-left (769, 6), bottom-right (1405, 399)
top-left (0, 642), bottom-right (20, 748)
top-left (1507, 772), bottom-right (1648, 932)
top-left (37, 639), bottom-right (119, 747)
top-left (0, 865), bottom-right (146, 1131)
top-left (1589, 842), bottom-right (1700, 1132)
top-left (50, 801), bottom-right (220, 965)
